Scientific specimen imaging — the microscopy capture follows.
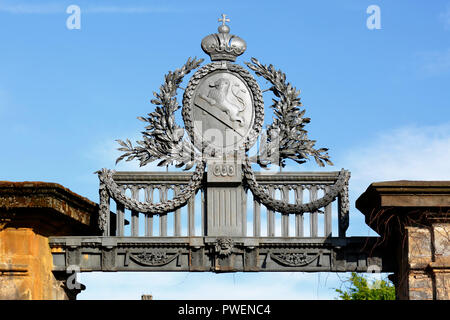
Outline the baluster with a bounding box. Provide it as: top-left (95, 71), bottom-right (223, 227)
top-left (131, 186), bottom-right (139, 236)
top-left (253, 198), bottom-right (261, 237)
top-left (220, 189), bottom-right (225, 228)
top-left (174, 185), bottom-right (181, 236)
top-left (267, 187), bottom-right (275, 237)
top-left (213, 187), bottom-right (219, 229)
top-left (324, 186), bottom-right (332, 237)
top-left (295, 186), bottom-right (304, 237)
top-left (225, 188), bottom-right (230, 227)
top-left (241, 188), bottom-right (247, 236)
top-left (281, 186), bottom-right (290, 237)
top-left (188, 194), bottom-right (195, 236)
top-left (310, 185), bottom-right (318, 237)
top-left (116, 186), bottom-right (125, 236)
top-left (160, 186), bottom-right (168, 236)
top-left (201, 186), bottom-right (205, 236)
top-left (145, 186), bottom-right (154, 236)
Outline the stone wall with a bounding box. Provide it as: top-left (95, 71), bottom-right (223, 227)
top-left (356, 181), bottom-right (450, 300)
top-left (396, 224), bottom-right (450, 300)
top-left (0, 181), bottom-right (100, 300)
top-left (0, 228), bottom-right (68, 299)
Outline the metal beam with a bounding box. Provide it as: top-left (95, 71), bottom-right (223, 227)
top-left (49, 236), bottom-right (395, 273)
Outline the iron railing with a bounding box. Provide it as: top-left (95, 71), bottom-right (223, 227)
top-left (99, 171), bottom-right (349, 238)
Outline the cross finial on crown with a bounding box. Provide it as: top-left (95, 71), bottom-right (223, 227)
top-left (202, 14), bottom-right (246, 61)
top-left (218, 14), bottom-right (230, 26)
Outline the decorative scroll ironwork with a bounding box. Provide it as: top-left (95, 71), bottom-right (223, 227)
top-left (130, 251), bottom-right (180, 267)
top-left (270, 251), bottom-right (321, 267)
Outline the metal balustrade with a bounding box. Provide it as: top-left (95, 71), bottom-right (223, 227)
top-left (100, 171), bottom-right (348, 238)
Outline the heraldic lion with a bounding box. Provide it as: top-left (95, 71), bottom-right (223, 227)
top-left (199, 78), bottom-right (246, 126)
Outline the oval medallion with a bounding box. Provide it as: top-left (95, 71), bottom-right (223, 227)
top-left (183, 62), bottom-right (263, 157)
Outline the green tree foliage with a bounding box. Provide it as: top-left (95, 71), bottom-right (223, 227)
top-left (335, 272), bottom-right (396, 300)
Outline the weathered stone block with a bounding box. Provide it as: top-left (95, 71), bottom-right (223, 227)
top-left (0, 228), bottom-right (68, 300)
top-left (433, 223), bottom-right (450, 265)
top-left (357, 181), bottom-right (450, 300)
top-left (435, 271), bottom-right (450, 300)
top-left (409, 272), bottom-right (433, 300)
top-left (407, 227), bottom-right (432, 269)
top-left (0, 181), bottom-right (99, 300)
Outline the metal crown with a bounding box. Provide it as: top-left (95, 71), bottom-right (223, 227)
top-left (201, 14), bottom-right (247, 62)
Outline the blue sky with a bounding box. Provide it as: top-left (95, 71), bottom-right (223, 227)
top-left (1, 0), bottom-right (450, 299)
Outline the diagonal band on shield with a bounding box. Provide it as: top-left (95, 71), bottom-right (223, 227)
top-left (194, 95), bottom-right (246, 138)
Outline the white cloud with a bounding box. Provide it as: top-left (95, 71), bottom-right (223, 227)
top-left (79, 272), bottom-right (340, 300)
top-left (87, 134), bottom-right (169, 172)
top-left (415, 49), bottom-right (450, 76)
top-left (440, 4), bottom-right (450, 30)
top-left (0, 88), bottom-right (6, 115)
top-left (345, 123), bottom-right (450, 195)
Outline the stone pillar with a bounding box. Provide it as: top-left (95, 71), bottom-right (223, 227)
top-left (356, 181), bottom-right (450, 300)
top-left (0, 181), bottom-right (100, 300)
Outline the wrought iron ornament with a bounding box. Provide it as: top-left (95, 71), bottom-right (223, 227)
top-left (130, 251), bottom-right (181, 267)
top-left (97, 14), bottom-right (347, 230)
top-left (270, 251), bottom-right (322, 267)
top-left (49, 15), bottom-right (395, 277)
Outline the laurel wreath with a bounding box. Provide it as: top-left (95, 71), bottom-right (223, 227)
top-left (245, 57), bottom-right (333, 168)
top-left (115, 56), bottom-right (332, 171)
top-left (116, 57), bottom-right (204, 171)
